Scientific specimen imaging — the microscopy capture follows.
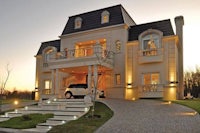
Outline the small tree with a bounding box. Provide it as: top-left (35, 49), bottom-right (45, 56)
top-left (0, 64), bottom-right (11, 96)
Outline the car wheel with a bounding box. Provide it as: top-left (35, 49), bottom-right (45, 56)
top-left (65, 92), bottom-right (72, 99)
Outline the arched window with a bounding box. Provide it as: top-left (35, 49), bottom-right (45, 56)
top-left (74, 17), bottom-right (82, 29)
top-left (101, 10), bottom-right (110, 24)
top-left (139, 29), bottom-right (163, 56)
top-left (42, 46), bottom-right (57, 65)
top-left (115, 40), bottom-right (121, 53)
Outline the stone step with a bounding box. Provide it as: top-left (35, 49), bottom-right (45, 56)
top-left (46, 119), bottom-right (68, 125)
top-left (65, 107), bottom-right (87, 112)
top-left (6, 112), bottom-right (22, 117)
top-left (53, 115), bottom-right (78, 120)
top-left (21, 128), bottom-right (49, 133)
top-left (53, 111), bottom-right (81, 116)
top-left (36, 124), bottom-right (53, 130)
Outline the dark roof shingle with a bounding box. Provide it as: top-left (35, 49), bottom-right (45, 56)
top-left (128, 19), bottom-right (174, 41)
top-left (36, 39), bottom-right (60, 55)
top-left (61, 4), bottom-right (125, 35)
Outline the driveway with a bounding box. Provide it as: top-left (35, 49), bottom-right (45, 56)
top-left (96, 99), bottom-right (200, 133)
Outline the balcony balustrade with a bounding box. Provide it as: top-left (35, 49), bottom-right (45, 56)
top-left (138, 48), bottom-right (163, 64)
top-left (141, 84), bottom-right (164, 92)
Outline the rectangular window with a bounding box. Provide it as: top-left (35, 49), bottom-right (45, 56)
top-left (116, 74), bottom-right (121, 85)
top-left (143, 73), bottom-right (160, 85)
top-left (45, 80), bottom-right (51, 89)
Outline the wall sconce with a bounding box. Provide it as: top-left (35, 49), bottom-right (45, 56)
top-left (170, 81), bottom-right (179, 84)
top-left (127, 83), bottom-right (132, 88)
top-left (169, 81), bottom-right (178, 86)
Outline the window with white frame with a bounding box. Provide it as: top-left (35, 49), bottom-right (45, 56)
top-left (74, 17), bottom-right (82, 29)
top-left (116, 74), bottom-right (121, 85)
top-left (101, 10), bottom-right (110, 24)
top-left (44, 80), bottom-right (51, 89)
top-left (142, 73), bottom-right (160, 85)
top-left (142, 34), bottom-right (160, 56)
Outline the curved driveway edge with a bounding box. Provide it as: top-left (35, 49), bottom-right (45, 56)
top-left (95, 99), bottom-right (200, 133)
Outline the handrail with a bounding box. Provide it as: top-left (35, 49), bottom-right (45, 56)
top-left (141, 84), bottom-right (164, 92)
top-left (138, 48), bottom-right (163, 57)
top-left (47, 46), bottom-right (114, 60)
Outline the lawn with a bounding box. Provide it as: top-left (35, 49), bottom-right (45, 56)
top-left (173, 98), bottom-right (200, 114)
top-left (0, 99), bottom-right (35, 105)
top-left (0, 113), bottom-right (53, 129)
top-left (48, 102), bottom-right (114, 133)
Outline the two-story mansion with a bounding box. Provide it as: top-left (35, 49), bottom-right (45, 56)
top-left (35, 4), bottom-right (184, 101)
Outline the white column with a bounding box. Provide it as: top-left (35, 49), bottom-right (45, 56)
top-left (51, 69), bottom-right (55, 94)
top-left (93, 65), bottom-right (98, 89)
top-left (55, 69), bottom-right (59, 95)
top-left (88, 65), bottom-right (92, 90)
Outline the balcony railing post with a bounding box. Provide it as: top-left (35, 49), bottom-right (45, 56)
top-left (94, 43), bottom-right (102, 58)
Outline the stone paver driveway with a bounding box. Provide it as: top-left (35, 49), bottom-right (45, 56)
top-left (96, 99), bottom-right (200, 133)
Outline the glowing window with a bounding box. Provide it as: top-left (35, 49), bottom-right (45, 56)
top-left (116, 74), bottom-right (121, 85)
top-left (75, 17), bottom-right (82, 29)
top-left (45, 80), bottom-right (51, 89)
top-left (115, 40), bottom-right (121, 53)
top-left (101, 11), bottom-right (110, 24)
top-left (143, 73), bottom-right (160, 85)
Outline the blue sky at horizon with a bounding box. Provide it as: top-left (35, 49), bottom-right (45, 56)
top-left (0, 0), bottom-right (200, 91)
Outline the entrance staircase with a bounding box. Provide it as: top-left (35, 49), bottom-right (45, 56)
top-left (0, 98), bottom-right (92, 133)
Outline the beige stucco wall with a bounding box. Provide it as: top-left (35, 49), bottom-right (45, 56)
top-left (59, 25), bottom-right (129, 99)
top-left (126, 35), bottom-right (179, 100)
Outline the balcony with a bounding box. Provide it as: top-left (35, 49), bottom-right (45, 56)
top-left (140, 84), bottom-right (164, 98)
top-left (46, 45), bottom-right (114, 69)
top-left (138, 48), bottom-right (163, 64)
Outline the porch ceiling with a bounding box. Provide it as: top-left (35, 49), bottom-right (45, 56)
top-left (60, 65), bottom-right (111, 74)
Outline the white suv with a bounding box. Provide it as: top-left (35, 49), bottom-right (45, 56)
top-left (65, 84), bottom-right (103, 99)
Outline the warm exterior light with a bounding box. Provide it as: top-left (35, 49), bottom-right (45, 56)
top-left (47, 100), bottom-right (51, 104)
top-left (168, 101), bottom-right (171, 104)
top-left (53, 98), bottom-right (57, 101)
top-left (132, 97), bottom-right (136, 101)
top-left (14, 100), bottom-right (18, 105)
top-left (74, 116), bottom-right (77, 120)
top-left (15, 109), bottom-right (18, 113)
top-left (84, 107), bottom-right (89, 112)
top-left (127, 83), bottom-right (132, 88)
top-left (25, 106), bottom-right (28, 110)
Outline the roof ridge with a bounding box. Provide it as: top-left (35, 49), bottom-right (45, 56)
top-left (69, 4), bottom-right (122, 18)
top-left (131, 19), bottom-right (171, 27)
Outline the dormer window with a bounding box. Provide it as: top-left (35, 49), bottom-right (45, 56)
top-left (74, 17), bottom-right (82, 29)
top-left (101, 10), bottom-right (110, 24)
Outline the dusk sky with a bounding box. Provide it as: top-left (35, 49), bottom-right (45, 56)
top-left (0, 0), bottom-right (200, 91)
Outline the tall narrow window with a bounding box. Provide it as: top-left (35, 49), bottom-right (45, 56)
top-left (116, 74), bottom-right (121, 85)
top-left (74, 17), bottom-right (82, 29)
top-left (45, 80), bottom-right (51, 89)
top-left (115, 40), bottom-right (121, 53)
top-left (101, 10), bottom-right (110, 24)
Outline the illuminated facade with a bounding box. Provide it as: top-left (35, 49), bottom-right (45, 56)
top-left (35, 5), bottom-right (184, 101)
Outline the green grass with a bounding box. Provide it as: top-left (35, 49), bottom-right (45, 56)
top-left (0, 113), bottom-right (53, 129)
top-left (0, 99), bottom-right (35, 105)
top-left (173, 98), bottom-right (200, 114)
top-left (48, 102), bottom-right (114, 133)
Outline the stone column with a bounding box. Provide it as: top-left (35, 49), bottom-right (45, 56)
top-left (88, 65), bottom-right (92, 90)
top-left (93, 65), bottom-right (98, 89)
top-left (55, 69), bottom-right (59, 95)
top-left (51, 69), bottom-right (55, 94)
top-left (175, 16), bottom-right (184, 99)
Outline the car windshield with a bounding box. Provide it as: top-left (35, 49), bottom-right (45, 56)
top-left (68, 84), bottom-right (88, 88)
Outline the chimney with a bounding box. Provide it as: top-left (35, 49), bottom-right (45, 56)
top-left (175, 16), bottom-right (184, 99)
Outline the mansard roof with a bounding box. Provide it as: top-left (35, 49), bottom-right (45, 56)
top-left (61, 4), bottom-right (132, 35)
top-left (36, 39), bottom-right (60, 55)
top-left (128, 19), bottom-right (175, 41)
